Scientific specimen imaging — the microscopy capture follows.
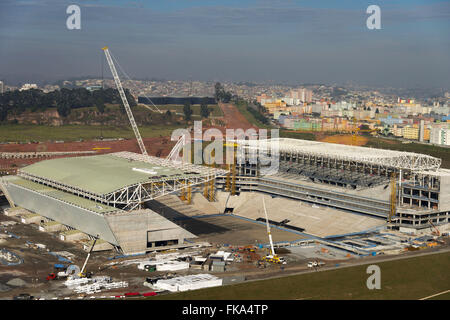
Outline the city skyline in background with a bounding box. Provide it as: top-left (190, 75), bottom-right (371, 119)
top-left (0, 0), bottom-right (449, 89)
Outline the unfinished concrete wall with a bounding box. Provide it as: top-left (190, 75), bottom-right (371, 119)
top-left (105, 211), bottom-right (149, 254)
top-left (106, 209), bottom-right (196, 255)
top-left (5, 183), bottom-right (119, 245)
top-left (439, 175), bottom-right (450, 212)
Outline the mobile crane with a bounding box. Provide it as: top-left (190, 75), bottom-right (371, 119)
top-left (260, 196), bottom-right (286, 265)
top-left (427, 219), bottom-right (441, 237)
top-left (79, 236), bottom-right (99, 278)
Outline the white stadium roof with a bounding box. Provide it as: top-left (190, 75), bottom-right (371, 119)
top-left (236, 138), bottom-right (441, 171)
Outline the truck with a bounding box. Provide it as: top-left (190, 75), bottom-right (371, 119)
top-left (307, 261), bottom-right (325, 268)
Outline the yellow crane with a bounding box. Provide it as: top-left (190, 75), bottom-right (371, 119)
top-left (427, 219), bottom-right (441, 236)
top-left (260, 196), bottom-right (286, 265)
top-left (388, 172), bottom-right (397, 223)
top-left (223, 142), bottom-right (239, 195)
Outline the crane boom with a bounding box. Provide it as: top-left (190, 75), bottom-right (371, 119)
top-left (102, 46), bottom-right (148, 156)
top-left (80, 236), bottom-right (98, 276)
top-left (166, 134), bottom-right (186, 163)
top-left (262, 196), bottom-right (276, 256)
top-left (428, 219), bottom-right (441, 236)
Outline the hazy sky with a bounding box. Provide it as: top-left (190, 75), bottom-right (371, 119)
top-left (0, 0), bottom-right (449, 88)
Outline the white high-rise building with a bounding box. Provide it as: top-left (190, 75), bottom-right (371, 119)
top-left (430, 127), bottom-right (450, 146)
top-left (0, 81), bottom-right (3, 94)
top-left (419, 120), bottom-right (425, 142)
top-left (290, 88), bottom-right (313, 103)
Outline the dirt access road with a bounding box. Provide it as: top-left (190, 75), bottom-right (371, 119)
top-left (218, 103), bottom-right (257, 131)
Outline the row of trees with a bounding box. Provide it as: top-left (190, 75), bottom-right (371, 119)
top-left (0, 87), bottom-right (136, 120)
top-left (183, 97), bottom-right (212, 120)
top-left (214, 82), bottom-right (233, 103)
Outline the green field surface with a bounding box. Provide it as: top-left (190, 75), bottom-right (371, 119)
top-left (149, 251), bottom-right (450, 300)
top-left (279, 130), bottom-right (317, 141)
top-left (234, 102), bottom-right (272, 129)
top-left (143, 104), bottom-right (223, 117)
top-left (0, 124), bottom-right (182, 142)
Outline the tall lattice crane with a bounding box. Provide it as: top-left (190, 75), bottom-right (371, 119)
top-left (102, 46), bottom-right (148, 156)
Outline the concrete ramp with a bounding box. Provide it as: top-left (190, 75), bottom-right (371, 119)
top-left (21, 213), bottom-right (42, 224)
top-left (60, 230), bottom-right (89, 242)
top-left (106, 209), bottom-right (196, 255)
top-left (212, 192), bottom-right (230, 213)
top-left (228, 192), bottom-right (385, 238)
top-left (4, 207), bottom-right (29, 217)
top-left (154, 194), bottom-right (203, 217)
top-left (190, 193), bottom-right (221, 214)
top-left (229, 192), bottom-right (261, 211)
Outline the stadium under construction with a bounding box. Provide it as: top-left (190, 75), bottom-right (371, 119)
top-left (0, 151), bottom-right (227, 254)
top-left (216, 138), bottom-right (450, 233)
top-left (0, 47), bottom-right (448, 256)
top-left (0, 137), bottom-right (449, 256)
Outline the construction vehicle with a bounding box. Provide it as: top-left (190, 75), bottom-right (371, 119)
top-left (79, 236), bottom-right (99, 278)
top-left (260, 196), bottom-right (286, 265)
top-left (46, 273), bottom-right (57, 281)
top-left (427, 219), bottom-right (441, 236)
top-left (45, 264), bottom-right (68, 281)
top-left (243, 245), bottom-right (256, 253)
top-left (102, 46), bottom-right (147, 156)
top-left (307, 261), bottom-right (325, 268)
top-left (13, 293), bottom-right (33, 300)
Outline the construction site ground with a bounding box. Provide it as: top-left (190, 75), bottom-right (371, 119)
top-left (186, 191), bottom-right (386, 238)
top-left (191, 215), bottom-right (304, 245)
top-left (1, 203), bottom-right (449, 300)
top-left (0, 201), bottom-right (356, 300)
top-left (151, 248), bottom-right (450, 300)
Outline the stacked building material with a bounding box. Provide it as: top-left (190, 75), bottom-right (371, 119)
top-left (155, 274), bottom-right (222, 292)
top-left (156, 260), bottom-right (190, 271)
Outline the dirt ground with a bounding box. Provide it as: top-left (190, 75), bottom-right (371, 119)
top-left (0, 137), bottom-right (177, 170)
top-left (319, 134), bottom-right (368, 146)
top-left (218, 103), bottom-right (257, 131)
top-left (0, 208), bottom-right (318, 300)
top-left (0, 100), bottom-right (266, 171)
top-left (193, 215), bottom-right (305, 246)
top-left (0, 212), bottom-right (161, 299)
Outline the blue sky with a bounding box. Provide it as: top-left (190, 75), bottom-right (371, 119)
top-left (0, 0), bottom-right (449, 88)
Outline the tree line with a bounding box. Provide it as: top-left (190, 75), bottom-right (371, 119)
top-left (183, 97), bottom-right (212, 120)
top-left (0, 87), bottom-right (136, 121)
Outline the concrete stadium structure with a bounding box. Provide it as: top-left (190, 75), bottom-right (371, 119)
top-left (217, 138), bottom-right (450, 232)
top-left (1, 151), bottom-right (227, 254)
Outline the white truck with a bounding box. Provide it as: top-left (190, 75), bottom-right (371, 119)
top-left (307, 261), bottom-right (325, 268)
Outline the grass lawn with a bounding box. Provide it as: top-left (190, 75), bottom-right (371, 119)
top-left (0, 124), bottom-right (183, 142)
top-left (149, 251), bottom-right (450, 300)
top-left (144, 104), bottom-right (223, 117)
top-left (279, 130), bottom-right (317, 141)
top-left (234, 103), bottom-right (273, 129)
